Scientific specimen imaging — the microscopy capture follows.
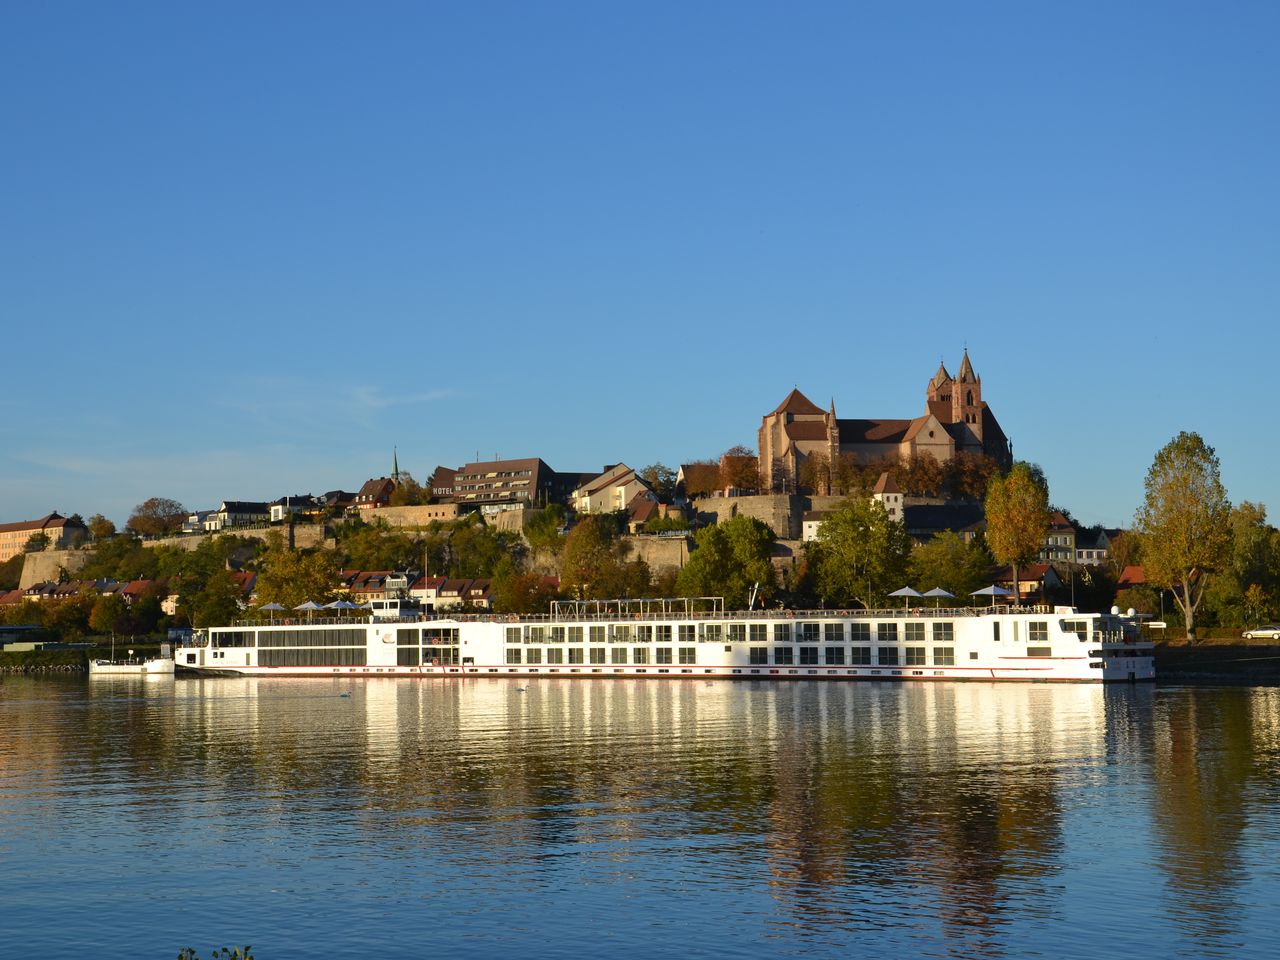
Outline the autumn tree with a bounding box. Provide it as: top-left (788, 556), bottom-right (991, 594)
top-left (984, 462), bottom-right (1051, 602)
top-left (127, 497), bottom-right (187, 537)
top-left (388, 472), bottom-right (429, 507)
top-left (255, 540), bottom-right (339, 609)
top-left (86, 513), bottom-right (117, 541)
top-left (89, 592), bottom-right (130, 637)
top-left (809, 494), bottom-right (912, 608)
top-left (1135, 432), bottom-right (1232, 641)
top-left (797, 453), bottom-right (831, 495)
top-left (23, 532), bottom-right (50, 553)
top-left (638, 463), bottom-right (677, 502)
top-left (720, 446), bottom-right (760, 493)
top-left (945, 452), bottom-right (1001, 500)
top-left (675, 515), bottom-right (776, 608)
top-left (893, 453), bottom-right (946, 497)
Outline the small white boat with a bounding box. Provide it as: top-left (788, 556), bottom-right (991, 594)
top-left (88, 641), bottom-right (176, 676)
top-left (89, 656), bottom-right (176, 676)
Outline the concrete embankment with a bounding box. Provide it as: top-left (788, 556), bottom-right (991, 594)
top-left (1155, 642), bottom-right (1280, 685)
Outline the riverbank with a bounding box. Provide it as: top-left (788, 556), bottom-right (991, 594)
top-left (1154, 640), bottom-right (1280, 685)
top-left (0, 650), bottom-right (87, 674)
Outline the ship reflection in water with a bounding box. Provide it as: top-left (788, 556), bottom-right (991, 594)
top-left (2, 678), bottom-right (1278, 959)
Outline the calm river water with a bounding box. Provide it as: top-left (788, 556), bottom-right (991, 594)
top-left (1, 677), bottom-right (1278, 959)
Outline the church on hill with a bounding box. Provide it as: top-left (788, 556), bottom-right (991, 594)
top-left (757, 351), bottom-right (1012, 492)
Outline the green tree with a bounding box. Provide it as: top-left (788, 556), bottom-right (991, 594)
top-left (126, 497), bottom-right (188, 537)
top-left (675, 515), bottom-right (776, 608)
top-left (24, 532), bottom-right (50, 553)
top-left (191, 570), bottom-right (245, 627)
top-left (0, 554), bottom-right (23, 590)
top-left (491, 556), bottom-right (560, 614)
top-left (1135, 432), bottom-right (1232, 642)
top-left (560, 515), bottom-right (649, 599)
top-left (984, 462), bottom-right (1051, 602)
top-left (448, 521), bottom-right (509, 577)
top-left (76, 534), bottom-right (160, 582)
top-left (336, 518), bottom-right (422, 571)
top-left (809, 494), bottom-right (912, 607)
top-left (908, 531), bottom-right (992, 600)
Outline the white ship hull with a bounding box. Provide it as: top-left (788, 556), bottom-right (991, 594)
top-left (89, 657), bottom-right (176, 676)
top-left (176, 602), bottom-right (1155, 683)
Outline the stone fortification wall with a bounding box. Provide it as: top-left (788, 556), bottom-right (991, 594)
top-left (370, 504), bottom-right (463, 529)
top-left (692, 494), bottom-right (804, 540)
top-left (18, 549), bottom-right (92, 590)
top-left (142, 524), bottom-right (328, 553)
top-left (624, 535), bottom-right (691, 575)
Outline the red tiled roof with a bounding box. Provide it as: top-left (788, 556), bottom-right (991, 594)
top-left (769, 388), bottom-right (825, 417)
top-left (1117, 565), bottom-right (1146, 587)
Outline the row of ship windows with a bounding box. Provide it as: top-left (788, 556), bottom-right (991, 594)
top-left (241, 645), bottom-right (1059, 669)
top-left (503, 623), bottom-right (974, 644)
top-left (501, 646), bottom-right (985, 666)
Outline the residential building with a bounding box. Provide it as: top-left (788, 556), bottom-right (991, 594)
top-left (758, 351), bottom-right (1013, 492)
top-left (0, 513), bottom-right (90, 563)
top-left (1076, 528), bottom-right (1123, 566)
top-left (207, 501), bottom-right (270, 531)
top-left (270, 494), bottom-right (321, 522)
top-left (571, 464), bottom-right (655, 515)
top-left (354, 478), bottom-right (396, 511)
top-left (1041, 512), bottom-right (1077, 563)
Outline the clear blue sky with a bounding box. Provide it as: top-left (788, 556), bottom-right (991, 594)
top-left (2, 2), bottom-right (1276, 529)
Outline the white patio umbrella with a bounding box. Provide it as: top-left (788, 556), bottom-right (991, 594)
top-left (888, 586), bottom-right (924, 611)
top-left (970, 584), bottom-right (1013, 607)
top-left (922, 587), bottom-right (955, 608)
top-left (259, 602), bottom-right (285, 611)
top-left (293, 600), bottom-right (324, 618)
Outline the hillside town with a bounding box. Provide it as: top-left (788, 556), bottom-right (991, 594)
top-left (0, 352), bottom-right (1264, 645)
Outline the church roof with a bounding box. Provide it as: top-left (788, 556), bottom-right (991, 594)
top-left (784, 421), bottom-right (829, 442)
top-left (957, 350), bottom-right (977, 383)
top-left (836, 418), bottom-right (913, 444)
top-left (930, 362), bottom-right (952, 389)
top-left (769, 388), bottom-right (825, 417)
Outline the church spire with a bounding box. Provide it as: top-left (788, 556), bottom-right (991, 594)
top-left (392, 447), bottom-right (400, 482)
top-left (958, 349), bottom-right (977, 383)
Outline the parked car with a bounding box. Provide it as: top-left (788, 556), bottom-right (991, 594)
top-left (1242, 625), bottom-right (1280, 640)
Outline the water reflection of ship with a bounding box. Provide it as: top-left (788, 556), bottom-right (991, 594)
top-left (175, 677), bottom-right (1132, 946)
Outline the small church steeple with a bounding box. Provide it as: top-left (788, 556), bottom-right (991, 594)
top-left (392, 447), bottom-right (400, 483)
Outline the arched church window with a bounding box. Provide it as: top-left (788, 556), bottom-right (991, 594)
top-left (966, 390), bottom-right (973, 406)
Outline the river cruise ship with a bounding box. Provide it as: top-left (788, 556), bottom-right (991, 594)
top-left (175, 598), bottom-right (1154, 683)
